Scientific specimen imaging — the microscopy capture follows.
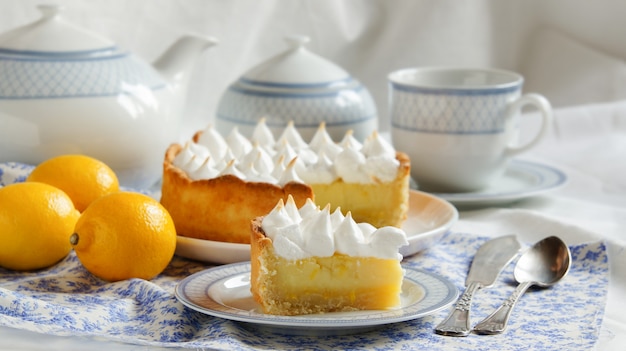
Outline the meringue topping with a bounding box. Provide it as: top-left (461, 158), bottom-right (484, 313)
top-left (174, 121), bottom-right (399, 185)
top-left (251, 118), bottom-right (276, 150)
top-left (262, 196), bottom-right (408, 260)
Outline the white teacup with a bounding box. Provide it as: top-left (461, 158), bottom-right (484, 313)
top-left (389, 67), bottom-right (552, 192)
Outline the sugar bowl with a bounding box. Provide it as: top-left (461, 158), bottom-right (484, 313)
top-left (215, 35), bottom-right (378, 142)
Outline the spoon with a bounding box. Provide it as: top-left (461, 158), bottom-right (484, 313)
top-left (472, 236), bottom-right (571, 334)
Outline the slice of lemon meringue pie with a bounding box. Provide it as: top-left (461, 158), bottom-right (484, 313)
top-left (250, 195), bottom-right (409, 315)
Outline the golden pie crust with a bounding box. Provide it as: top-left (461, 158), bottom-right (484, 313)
top-left (160, 143), bottom-right (314, 244)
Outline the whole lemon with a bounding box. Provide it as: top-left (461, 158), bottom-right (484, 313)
top-left (0, 182), bottom-right (80, 271)
top-left (27, 154), bottom-right (120, 212)
top-left (71, 192), bottom-right (177, 282)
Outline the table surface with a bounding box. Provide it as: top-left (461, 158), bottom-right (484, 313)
top-left (1, 101), bottom-right (625, 350)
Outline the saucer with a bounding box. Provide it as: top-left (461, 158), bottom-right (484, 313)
top-left (430, 159), bottom-right (567, 207)
top-left (174, 262), bottom-right (458, 336)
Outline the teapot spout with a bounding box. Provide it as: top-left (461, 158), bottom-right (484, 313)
top-left (153, 34), bottom-right (218, 90)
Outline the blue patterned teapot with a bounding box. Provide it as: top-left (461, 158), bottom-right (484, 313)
top-left (0, 5), bottom-right (217, 189)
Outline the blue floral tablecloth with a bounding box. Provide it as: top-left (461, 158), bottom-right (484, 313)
top-left (0, 162), bottom-right (610, 350)
top-left (0, 234), bottom-right (608, 350)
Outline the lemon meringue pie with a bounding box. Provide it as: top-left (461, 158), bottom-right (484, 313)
top-left (160, 119), bottom-right (410, 244)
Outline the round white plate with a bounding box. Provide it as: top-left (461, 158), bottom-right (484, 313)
top-left (400, 189), bottom-right (458, 257)
top-left (175, 262), bottom-right (458, 336)
top-left (175, 236), bottom-right (250, 264)
top-left (174, 190), bottom-right (458, 264)
top-left (430, 159), bottom-right (567, 207)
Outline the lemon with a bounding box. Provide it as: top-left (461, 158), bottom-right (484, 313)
top-left (27, 154), bottom-right (120, 212)
top-left (71, 192), bottom-right (177, 282)
top-left (0, 182), bottom-right (80, 271)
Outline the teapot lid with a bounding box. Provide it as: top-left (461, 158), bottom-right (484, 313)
top-left (242, 35), bottom-right (350, 84)
top-left (0, 5), bottom-right (115, 54)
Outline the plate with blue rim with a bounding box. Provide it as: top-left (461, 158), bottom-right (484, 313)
top-left (425, 159), bottom-right (567, 207)
top-left (174, 262), bottom-right (458, 336)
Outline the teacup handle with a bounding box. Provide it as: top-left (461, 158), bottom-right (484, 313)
top-left (504, 93), bottom-right (553, 157)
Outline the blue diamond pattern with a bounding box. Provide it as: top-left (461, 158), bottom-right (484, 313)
top-left (391, 89), bottom-right (520, 134)
top-left (216, 86), bottom-right (377, 127)
top-left (0, 54), bottom-right (166, 99)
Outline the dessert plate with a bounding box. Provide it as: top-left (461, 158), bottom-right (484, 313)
top-left (429, 159), bottom-right (567, 208)
top-left (174, 189), bottom-right (458, 264)
top-left (175, 236), bottom-right (250, 264)
top-left (175, 262), bottom-right (458, 336)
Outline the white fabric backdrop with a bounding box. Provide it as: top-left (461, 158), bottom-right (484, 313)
top-left (1, 0), bottom-right (624, 138)
top-left (1, 2), bottom-right (626, 350)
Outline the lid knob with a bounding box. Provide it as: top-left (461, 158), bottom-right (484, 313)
top-left (284, 35), bottom-right (310, 50)
top-left (240, 35), bottom-right (349, 84)
top-left (0, 4), bottom-right (115, 53)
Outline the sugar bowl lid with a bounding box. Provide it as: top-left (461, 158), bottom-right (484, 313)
top-left (241, 35), bottom-right (350, 85)
top-left (0, 4), bottom-right (115, 54)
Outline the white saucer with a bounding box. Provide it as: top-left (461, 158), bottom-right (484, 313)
top-left (174, 262), bottom-right (458, 336)
top-left (174, 190), bottom-right (458, 264)
top-left (430, 159), bottom-right (567, 207)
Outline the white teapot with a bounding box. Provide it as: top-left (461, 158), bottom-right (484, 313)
top-left (0, 5), bottom-right (217, 189)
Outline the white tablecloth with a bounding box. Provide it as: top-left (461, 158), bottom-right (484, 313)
top-left (1, 100), bottom-right (625, 350)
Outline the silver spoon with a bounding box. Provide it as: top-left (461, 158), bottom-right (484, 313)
top-left (472, 236), bottom-right (571, 334)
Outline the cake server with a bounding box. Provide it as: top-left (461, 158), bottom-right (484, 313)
top-left (435, 235), bottom-right (521, 337)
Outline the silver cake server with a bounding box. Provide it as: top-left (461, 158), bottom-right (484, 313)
top-left (435, 235), bottom-right (521, 336)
